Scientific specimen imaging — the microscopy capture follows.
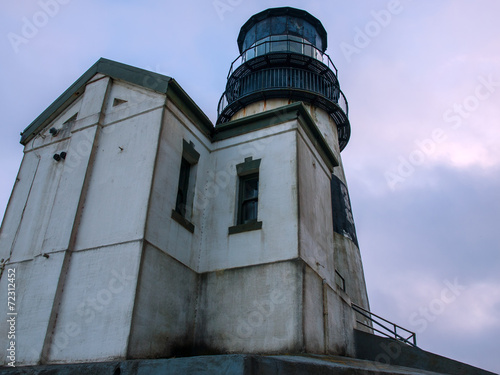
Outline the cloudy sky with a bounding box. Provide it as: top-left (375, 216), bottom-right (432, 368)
top-left (1, 0), bottom-right (499, 372)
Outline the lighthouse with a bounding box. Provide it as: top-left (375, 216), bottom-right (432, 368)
top-left (1, 6), bottom-right (492, 375)
top-left (0, 7), bottom-right (369, 364)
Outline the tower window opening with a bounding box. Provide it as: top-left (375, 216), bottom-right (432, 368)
top-left (175, 158), bottom-right (191, 217)
top-left (243, 36), bottom-right (323, 63)
top-left (174, 140), bottom-right (200, 221)
top-left (238, 173), bottom-right (259, 224)
top-left (228, 157), bottom-right (263, 234)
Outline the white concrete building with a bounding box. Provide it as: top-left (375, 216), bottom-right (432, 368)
top-left (0, 7), bottom-right (371, 366)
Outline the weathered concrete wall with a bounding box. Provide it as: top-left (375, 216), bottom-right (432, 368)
top-left (293, 109), bottom-right (367, 355)
top-left (230, 98), bottom-right (288, 121)
top-left (333, 233), bottom-right (370, 310)
top-left (144, 101), bottom-right (211, 271)
top-left (48, 80), bottom-right (168, 362)
top-left (128, 243), bottom-right (198, 359)
top-left (297, 130), bottom-right (335, 286)
top-left (1, 105), bottom-right (95, 262)
top-left (199, 122), bottom-right (299, 273)
top-left (0, 151), bottom-right (41, 261)
top-left (39, 127), bottom-right (98, 253)
top-left (47, 242), bottom-right (141, 363)
top-left (5, 139), bottom-right (70, 261)
top-left (303, 103), bottom-right (341, 159)
top-left (74, 110), bottom-right (163, 251)
top-left (302, 262), bottom-right (358, 357)
top-left (0, 76), bottom-right (173, 365)
top-left (195, 260), bottom-right (302, 354)
top-left (102, 80), bottom-right (166, 127)
top-left (0, 77), bottom-right (109, 366)
top-left (129, 98), bottom-right (215, 359)
top-left (302, 264), bottom-right (326, 353)
top-left (0, 252), bottom-right (67, 365)
top-left (325, 282), bottom-right (357, 357)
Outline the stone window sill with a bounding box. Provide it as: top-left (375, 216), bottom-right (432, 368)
top-left (171, 209), bottom-right (194, 233)
top-left (228, 221), bottom-right (262, 235)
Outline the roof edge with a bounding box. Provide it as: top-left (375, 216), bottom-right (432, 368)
top-left (167, 79), bottom-right (214, 138)
top-left (237, 7), bottom-right (328, 53)
top-left (20, 58), bottom-right (214, 145)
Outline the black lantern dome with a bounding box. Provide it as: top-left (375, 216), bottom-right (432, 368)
top-left (217, 7), bottom-right (351, 150)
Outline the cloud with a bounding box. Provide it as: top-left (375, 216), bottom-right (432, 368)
top-left (355, 163), bottom-right (500, 372)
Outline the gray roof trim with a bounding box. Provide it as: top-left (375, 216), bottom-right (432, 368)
top-left (214, 102), bottom-right (339, 169)
top-left (166, 80), bottom-right (214, 139)
top-left (20, 58), bottom-right (213, 144)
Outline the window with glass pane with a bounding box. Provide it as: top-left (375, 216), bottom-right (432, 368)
top-left (255, 36), bottom-right (269, 57)
top-left (270, 35), bottom-right (287, 52)
top-left (303, 43), bottom-right (313, 58)
top-left (175, 158), bottom-right (191, 217)
top-left (289, 35), bottom-right (303, 54)
top-left (239, 173), bottom-right (259, 224)
top-left (245, 48), bottom-right (255, 61)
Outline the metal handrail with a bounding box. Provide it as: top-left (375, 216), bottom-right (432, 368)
top-left (227, 38), bottom-right (339, 80)
top-left (352, 303), bottom-right (417, 347)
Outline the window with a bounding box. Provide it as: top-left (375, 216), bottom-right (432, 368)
top-left (171, 140), bottom-right (199, 233)
top-left (175, 158), bottom-right (191, 217)
top-left (229, 157), bottom-right (262, 235)
top-left (238, 173), bottom-right (259, 224)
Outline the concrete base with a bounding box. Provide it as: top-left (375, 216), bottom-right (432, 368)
top-left (353, 330), bottom-right (496, 375)
top-left (0, 354), bottom-right (491, 375)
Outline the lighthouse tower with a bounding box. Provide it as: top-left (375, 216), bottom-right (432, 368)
top-left (212, 6), bottom-right (371, 353)
top-left (217, 5), bottom-right (369, 313)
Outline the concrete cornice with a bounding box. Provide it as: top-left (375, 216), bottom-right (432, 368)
top-left (214, 102), bottom-right (339, 169)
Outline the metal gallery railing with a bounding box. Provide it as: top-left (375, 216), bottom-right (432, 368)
top-left (226, 38), bottom-right (339, 80)
top-left (217, 66), bottom-right (349, 120)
